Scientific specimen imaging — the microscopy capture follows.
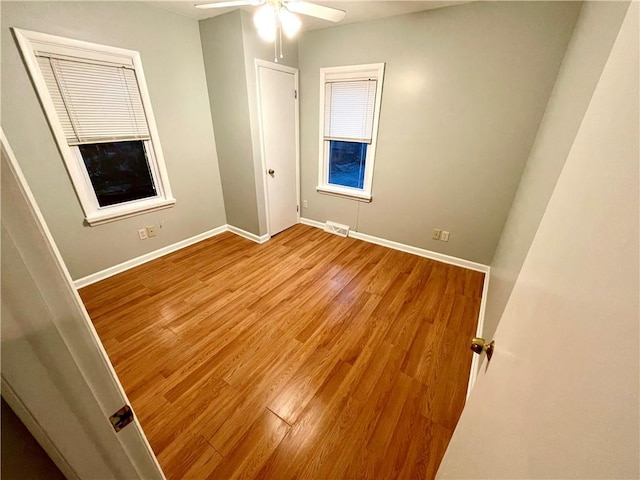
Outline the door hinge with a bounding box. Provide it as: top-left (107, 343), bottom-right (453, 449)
top-left (109, 405), bottom-right (134, 433)
top-left (294, 89), bottom-right (298, 99)
top-left (297, 205), bottom-right (299, 212)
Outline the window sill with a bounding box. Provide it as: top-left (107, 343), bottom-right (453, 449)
top-left (85, 198), bottom-right (176, 226)
top-left (316, 185), bottom-right (372, 202)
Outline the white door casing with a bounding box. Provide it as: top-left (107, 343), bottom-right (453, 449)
top-left (437, 4), bottom-right (639, 478)
top-left (257, 60), bottom-right (300, 236)
top-left (1, 130), bottom-right (165, 479)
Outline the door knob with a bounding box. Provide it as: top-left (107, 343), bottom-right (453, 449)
top-left (470, 337), bottom-right (495, 361)
top-left (268, 169), bottom-right (275, 175)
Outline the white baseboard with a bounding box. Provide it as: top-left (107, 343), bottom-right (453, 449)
top-left (227, 225), bottom-right (270, 244)
top-left (73, 224), bottom-right (271, 288)
top-left (350, 230), bottom-right (489, 273)
top-left (300, 217), bottom-right (489, 274)
top-left (300, 217), bottom-right (325, 229)
top-left (74, 225), bottom-right (228, 288)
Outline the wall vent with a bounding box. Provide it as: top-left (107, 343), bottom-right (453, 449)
top-left (324, 221), bottom-right (350, 237)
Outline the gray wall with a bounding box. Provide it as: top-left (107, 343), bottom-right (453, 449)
top-left (1, 1), bottom-right (226, 280)
top-left (199, 10), bottom-right (297, 236)
top-left (483, 0), bottom-right (631, 341)
top-left (200, 11), bottom-right (260, 234)
top-left (298, 1), bottom-right (581, 265)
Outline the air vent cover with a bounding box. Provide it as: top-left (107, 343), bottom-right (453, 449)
top-left (324, 221), bottom-right (350, 237)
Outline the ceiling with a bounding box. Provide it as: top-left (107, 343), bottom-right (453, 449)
top-left (145, 0), bottom-right (470, 31)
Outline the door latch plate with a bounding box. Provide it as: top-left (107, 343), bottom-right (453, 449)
top-left (109, 405), bottom-right (134, 432)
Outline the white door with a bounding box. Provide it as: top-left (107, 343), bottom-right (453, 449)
top-left (437, 6), bottom-right (638, 479)
top-left (1, 130), bottom-right (165, 479)
top-left (257, 61), bottom-right (299, 236)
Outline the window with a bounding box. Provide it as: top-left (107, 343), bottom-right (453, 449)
top-left (14, 28), bottom-right (175, 225)
top-left (78, 141), bottom-right (156, 207)
top-left (317, 63), bottom-right (385, 201)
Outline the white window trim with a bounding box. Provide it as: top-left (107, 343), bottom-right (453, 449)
top-left (13, 28), bottom-right (175, 226)
top-left (317, 63), bottom-right (385, 202)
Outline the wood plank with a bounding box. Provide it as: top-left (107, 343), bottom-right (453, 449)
top-left (182, 444), bottom-right (223, 480)
top-left (266, 345), bottom-right (336, 425)
top-left (325, 343), bottom-right (406, 479)
top-left (255, 360), bottom-right (353, 479)
top-left (208, 409), bottom-right (289, 480)
top-left (156, 431), bottom-right (221, 480)
top-left (80, 224), bottom-right (484, 480)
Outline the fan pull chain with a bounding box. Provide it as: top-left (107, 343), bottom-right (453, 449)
top-left (274, 36), bottom-right (278, 62)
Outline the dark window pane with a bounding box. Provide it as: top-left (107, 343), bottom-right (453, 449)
top-left (79, 141), bottom-right (157, 207)
top-left (328, 140), bottom-right (367, 189)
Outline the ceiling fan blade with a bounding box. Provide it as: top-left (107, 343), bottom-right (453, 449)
top-left (195, 0), bottom-right (263, 10)
top-left (285, 1), bottom-right (346, 22)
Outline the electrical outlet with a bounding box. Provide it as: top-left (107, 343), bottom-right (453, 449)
top-left (138, 228), bottom-right (148, 240)
top-left (441, 231), bottom-right (450, 242)
top-left (146, 225), bottom-right (157, 237)
top-left (303, 200), bottom-right (308, 208)
top-left (432, 229), bottom-right (441, 240)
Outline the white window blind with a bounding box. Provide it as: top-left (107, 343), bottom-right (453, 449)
top-left (36, 55), bottom-right (150, 145)
top-left (324, 79), bottom-right (377, 143)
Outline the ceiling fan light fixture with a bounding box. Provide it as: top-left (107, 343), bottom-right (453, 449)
top-left (257, 25), bottom-right (277, 42)
top-left (195, 0), bottom-right (345, 62)
top-left (279, 8), bottom-right (301, 38)
top-left (254, 4), bottom-right (277, 41)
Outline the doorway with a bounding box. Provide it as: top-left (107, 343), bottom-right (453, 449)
top-left (1, 131), bottom-right (163, 479)
top-left (256, 60), bottom-right (300, 236)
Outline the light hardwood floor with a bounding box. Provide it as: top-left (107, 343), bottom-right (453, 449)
top-left (79, 224), bottom-right (484, 480)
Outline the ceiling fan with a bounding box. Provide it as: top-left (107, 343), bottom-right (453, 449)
top-left (195, 0), bottom-right (346, 24)
top-left (195, 0), bottom-right (346, 60)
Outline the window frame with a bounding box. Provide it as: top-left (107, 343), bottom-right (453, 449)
top-left (317, 63), bottom-right (385, 202)
top-left (13, 28), bottom-right (175, 226)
